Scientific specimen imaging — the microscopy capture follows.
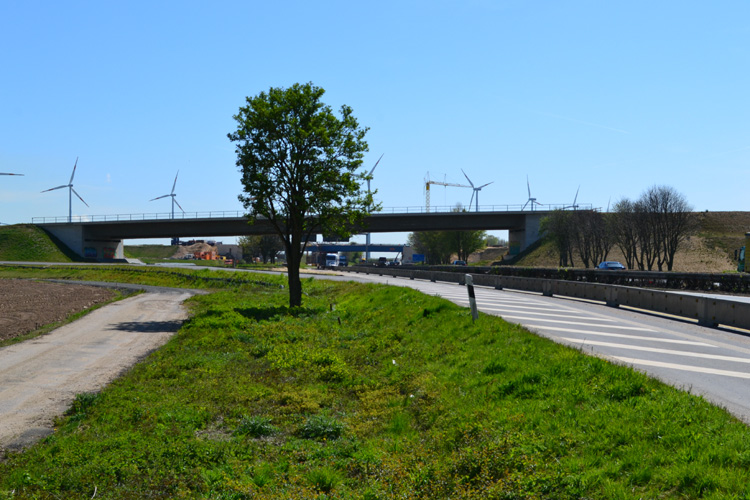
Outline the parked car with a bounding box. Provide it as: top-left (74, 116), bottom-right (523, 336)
top-left (597, 261), bottom-right (626, 270)
top-left (452, 260), bottom-right (467, 266)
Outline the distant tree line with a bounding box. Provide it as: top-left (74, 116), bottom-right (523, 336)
top-left (542, 185), bottom-right (695, 271)
top-left (406, 205), bottom-right (497, 264)
top-left (238, 235), bottom-right (284, 264)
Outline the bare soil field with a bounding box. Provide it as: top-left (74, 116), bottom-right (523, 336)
top-left (0, 279), bottom-right (115, 342)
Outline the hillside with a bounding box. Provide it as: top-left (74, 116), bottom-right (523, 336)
top-left (0, 225), bottom-right (76, 262)
top-left (515, 211), bottom-right (750, 272)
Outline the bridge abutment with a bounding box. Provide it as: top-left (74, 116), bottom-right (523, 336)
top-left (41, 224), bottom-right (124, 260)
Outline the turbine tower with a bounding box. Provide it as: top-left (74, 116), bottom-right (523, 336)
top-left (41, 157), bottom-right (89, 223)
top-left (365, 154), bottom-right (383, 261)
top-left (149, 171), bottom-right (184, 219)
top-left (461, 169), bottom-right (493, 212)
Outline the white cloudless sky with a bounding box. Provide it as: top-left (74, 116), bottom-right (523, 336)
top-left (2, 1), bottom-right (749, 245)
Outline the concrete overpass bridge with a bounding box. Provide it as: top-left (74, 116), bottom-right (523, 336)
top-left (34, 208), bottom-right (562, 260)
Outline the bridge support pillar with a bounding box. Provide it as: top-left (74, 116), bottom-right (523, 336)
top-left (508, 213), bottom-right (543, 255)
top-left (39, 224), bottom-right (124, 261)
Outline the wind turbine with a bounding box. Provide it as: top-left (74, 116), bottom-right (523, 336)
top-left (564, 186), bottom-right (580, 210)
top-left (41, 157), bottom-right (89, 223)
top-left (461, 169), bottom-right (493, 212)
top-left (365, 154), bottom-right (383, 261)
top-left (366, 153), bottom-right (383, 199)
top-left (521, 176), bottom-right (542, 211)
top-left (150, 170), bottom-right (184, 219)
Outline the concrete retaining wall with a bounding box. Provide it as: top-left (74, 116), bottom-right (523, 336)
top-left (345, 267), bottom-right (750, 331)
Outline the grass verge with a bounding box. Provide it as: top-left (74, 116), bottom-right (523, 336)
top-left (1, 267), bottom-right (750, 498)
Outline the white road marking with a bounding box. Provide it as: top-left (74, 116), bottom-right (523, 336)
top-left (563, 338), bottom-right (750, 364)
top-left (479, 306), bottom-right (614, 320)
top-left (477, 303), bottom-right (581, 313)
top-left (502, 315), bottom-right (653, 330)
top-left (527, 326), bottom-right (711, 346)
top-left (613, 357), bottom-right (750, 379)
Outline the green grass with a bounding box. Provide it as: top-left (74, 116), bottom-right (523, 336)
top-left (124, 244), bottom-right (178, 260)
top-left (0, 225), bottom-right (76, 262)
top-left (2, 267), bottom-right (750, 498)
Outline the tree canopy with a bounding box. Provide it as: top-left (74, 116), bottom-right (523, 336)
top-left (228, 82), bottom-right (375, 306)
top-left (407, 205), bottom-right (487, 264)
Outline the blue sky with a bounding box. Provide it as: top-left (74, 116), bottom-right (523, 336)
top-left (2, 1), bottom-right (749, 245)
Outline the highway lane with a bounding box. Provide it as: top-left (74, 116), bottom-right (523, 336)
top-left (341, 272), bottom-right (750, 423)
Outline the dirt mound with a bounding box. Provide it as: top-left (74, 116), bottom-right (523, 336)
top-left (170, 243), bottom-right (216, 259)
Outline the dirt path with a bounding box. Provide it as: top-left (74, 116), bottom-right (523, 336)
top-left (0, 289), bottom-right (194, 451)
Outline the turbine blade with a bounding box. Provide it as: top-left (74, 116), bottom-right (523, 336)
top-left (150, 194), bottom-right (170, 201)
top-left (526, 176), bottom-right (531, 198)
top-left (469, 191), bottom-right (475, 208)
top-left (461, 169), bottom-right (474, 188)
top-left (368, 153), bottom-right (384, 176)
top-left (173, 197), bottom-right (185, 212)
top-left (573, 185), bottom-right (580, 205)
top-left (478, 181), bottom-right (493, 189)
top-left (71, 188), bottom-right (89, 207)
top-left (522, 200), bottom-right (529, 211)
top-left (41, 185), bottom-right (68, 193)
top-left (69, 157), bottom-right (78, 184)
top-left (172, 171), bottom-right (179, 194)
top-left (0, 173), bottom-right (23, 176)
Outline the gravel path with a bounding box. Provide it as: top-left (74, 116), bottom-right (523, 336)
top-left (0, 286), bottom-right (195, 452)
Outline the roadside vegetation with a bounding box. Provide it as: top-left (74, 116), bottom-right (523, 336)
top-left (2, 266), bottom-right (750, 498)
top-left (0, 225), bottom-right (75, 262)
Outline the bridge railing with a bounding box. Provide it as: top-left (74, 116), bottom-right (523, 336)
top-left (32, 211), bottom-right (248, 224)
top-left (32, 203), bottom-right (596, 224)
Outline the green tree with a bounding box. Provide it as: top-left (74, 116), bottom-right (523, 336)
top-left (408, 206), bottom-right (487, 264)
top-left (228, 82), bottom-right (374, 306)
top-left (238, 234), bottom-right (284, 263)
top-left (407, 231), bottom-right (452, 264)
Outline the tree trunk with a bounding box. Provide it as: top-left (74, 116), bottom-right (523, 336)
top-left (285, 240), bottom-right (303, 308)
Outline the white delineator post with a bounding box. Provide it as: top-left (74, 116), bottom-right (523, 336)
top-left (465, 274), bottom-right (478, 322)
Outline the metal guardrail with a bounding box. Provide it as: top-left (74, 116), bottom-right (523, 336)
top-left (342, 266), bottom-right (750, 331)
top-left (421, 266), bottom-right (750, 294)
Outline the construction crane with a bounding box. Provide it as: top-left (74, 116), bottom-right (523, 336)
top-left (424, 172), bottom-right (471, 212)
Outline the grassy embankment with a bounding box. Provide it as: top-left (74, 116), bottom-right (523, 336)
top-left (0, 225), bottom-right (76, 262)
top-left (124, 244), bottom-right (177, 260)
top-left (1, 265), bottom-right (750, 498)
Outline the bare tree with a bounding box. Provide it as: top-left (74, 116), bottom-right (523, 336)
top-left (612, 186), bottom-right (694, 271)
top-left (641, 185), bottom-right (694, 271)
top-left (541, 210), bottom-right (575, 267)
top-left (611, 199), bottom-right (639, 269)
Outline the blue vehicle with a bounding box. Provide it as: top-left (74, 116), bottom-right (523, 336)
top-left (597, 261), bottom-right (626, 270)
